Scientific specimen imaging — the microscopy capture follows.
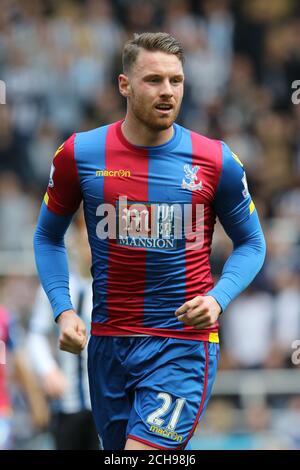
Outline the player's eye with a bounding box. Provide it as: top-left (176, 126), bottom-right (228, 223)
top-left (144, 76), bottom-right (161, 83)
top-left (171, 77), bottom-right (183, 84)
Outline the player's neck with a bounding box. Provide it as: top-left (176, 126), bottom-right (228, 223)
top-left (121, 116), bottom-right (174, 147)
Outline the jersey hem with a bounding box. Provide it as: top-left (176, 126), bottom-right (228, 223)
top-left (91, 323), bottom-right (219, 342)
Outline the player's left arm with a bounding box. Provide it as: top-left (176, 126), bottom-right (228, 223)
top-left (207, 142), bottom-right (266, 312)
top-left (175, 142), bottom-right (266, 328)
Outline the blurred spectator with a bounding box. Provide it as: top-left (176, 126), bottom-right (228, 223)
top-left (28, 122), bottom-right (60, 189)
top-left (220, 287), bottom-right (275, 369)
top-left (26, 274), bottom-right (98, 450)
top-left (0, 172), bottom-right (36, 251)
top-left (273, 269), bottom-right (300, 367)
top-left (273, 396), bottom-right (300, 449)
top-left (0, 303), bottom-right (49, 449)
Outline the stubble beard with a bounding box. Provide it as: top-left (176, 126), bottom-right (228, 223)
top-left (130, 94), bottom-right (180, 132)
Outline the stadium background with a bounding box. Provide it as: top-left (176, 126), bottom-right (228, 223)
top-left (0, 0), bottom-right (299, 450)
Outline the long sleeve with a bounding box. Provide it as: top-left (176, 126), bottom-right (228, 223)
top-left (207, 142), bottom-right (266, 311)
top-left (34, 203), bottom-right (74, 319)
top-left (33, 134), bottom-right (82, 320)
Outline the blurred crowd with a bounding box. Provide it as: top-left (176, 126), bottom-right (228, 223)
top-left (0, 0), bottom-right (299, 450)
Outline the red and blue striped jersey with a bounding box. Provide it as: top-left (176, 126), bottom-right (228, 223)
top-left (44, 120), bottom-right (254, 342)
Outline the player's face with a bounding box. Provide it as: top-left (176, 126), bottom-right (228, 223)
top-left (121, 50), bottom-right (184, 131)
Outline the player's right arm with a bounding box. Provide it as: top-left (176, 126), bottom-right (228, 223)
top-left (33, 134), bottom-right (87, 354)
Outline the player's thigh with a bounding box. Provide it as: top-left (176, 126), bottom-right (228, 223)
top-left (126, 339), bottom-right (219, 450)
top-left (87, 336), bottom-right (131, 450)
top-left (125, 438), bottom-right (157, 450)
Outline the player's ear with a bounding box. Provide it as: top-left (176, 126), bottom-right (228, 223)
top-left (118, 74), bottom-right (131, 98)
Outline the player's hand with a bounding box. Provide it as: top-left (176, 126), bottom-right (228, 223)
top-left (175, 295), bottom-right (221, 329)
top-left (57, 310), bottom-right (87, 354)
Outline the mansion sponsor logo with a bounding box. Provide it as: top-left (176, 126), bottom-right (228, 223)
top-left (95, 196), bottom-right (205, 251)
top-left (117, 200), bottom-right (178, 250)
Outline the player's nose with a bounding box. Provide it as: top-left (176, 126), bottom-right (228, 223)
top-left (159, 79), bottom-right (173, 98)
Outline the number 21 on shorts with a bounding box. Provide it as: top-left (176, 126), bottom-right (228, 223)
top-left (146, 392), bottom-right (186, 431)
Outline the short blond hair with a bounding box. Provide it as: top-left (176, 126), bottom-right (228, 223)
top-left (122, 32), bottom-right (184, 74)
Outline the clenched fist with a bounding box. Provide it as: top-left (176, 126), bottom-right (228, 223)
top-left (57, 310), bottom-right (88, 354)
top-left (175, 295), bottom-right (221, 329)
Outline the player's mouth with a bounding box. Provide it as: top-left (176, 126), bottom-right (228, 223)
top-left (154, 103), bottom-right (173, 114)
